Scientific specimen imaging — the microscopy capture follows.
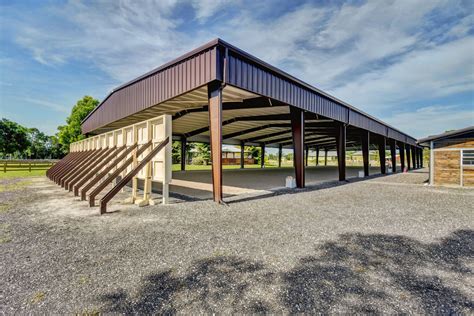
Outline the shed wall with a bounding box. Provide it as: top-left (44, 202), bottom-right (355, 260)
top-left (432, 138), bottom-right (474, 187)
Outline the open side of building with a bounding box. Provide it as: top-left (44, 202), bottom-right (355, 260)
top-left (49, 39), bottom-right (424, 211)
top-left (418, 126), bottom-right (474, 187)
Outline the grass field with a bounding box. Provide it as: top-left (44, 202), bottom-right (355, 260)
top-left (0, 161), bottom-right (339, 178)
top-left (0, 169), bottom-right (47, 179)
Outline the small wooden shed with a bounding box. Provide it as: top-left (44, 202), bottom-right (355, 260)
top-left (418, 127), bottom-right (474, 187)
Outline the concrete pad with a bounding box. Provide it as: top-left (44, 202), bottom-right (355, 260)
top-left (169, 166), bottom-right (382, 200)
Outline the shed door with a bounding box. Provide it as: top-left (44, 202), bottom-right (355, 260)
top-left (434, 150), bottom-right (461, 186)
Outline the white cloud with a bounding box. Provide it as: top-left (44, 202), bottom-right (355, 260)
top-left (330, 36), bottom-right (474, 114)
top-left (22, 97), bottom-right (69, 113)
top-left (14, 0), bottom-right (206, 82)
top-left (8, 0), bottom-right (474, 128)
top-left (383, 104), bottom-right (474, 138)
top-left (191, 0), bottom-right (234, 22)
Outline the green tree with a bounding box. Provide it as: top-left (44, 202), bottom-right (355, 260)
top-left (25, 128), bottom-right (50, 159)
top-left (57, 96), bottom-right (99, 153)
top-left (246, 145), bottom-right (261, 164)
top-left (194, 143), bottom-right (210, 164)
top-left (0, 118), bottom-right (29, 158)
top-left (171, 141), bottom-right (181, 164)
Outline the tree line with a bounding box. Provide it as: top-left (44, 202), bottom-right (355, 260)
top-left (0, 96), bottom-right (99, 159)
top-left (1, 95), bottom-right (266, 162)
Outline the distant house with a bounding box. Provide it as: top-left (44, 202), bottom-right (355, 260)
top-left (418, 126), bottom-right (474, 187)
top-left (221, 146), bottom-right (256, 165)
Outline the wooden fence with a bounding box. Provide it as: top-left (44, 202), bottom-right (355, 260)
top-left (2, 160), bottom-right (58, 173)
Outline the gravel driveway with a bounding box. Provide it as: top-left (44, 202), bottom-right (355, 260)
top-left (1, 170), bottom-right (473, 314)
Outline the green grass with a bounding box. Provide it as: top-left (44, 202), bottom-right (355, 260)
top-left (0, 169), bottom-right (46, 179)
top-left (172, 160), bottom-right (340, 171)
top-left (172, 163), bottom-right (297, 171)
top-left (0, 179), bottom-right (33, 192)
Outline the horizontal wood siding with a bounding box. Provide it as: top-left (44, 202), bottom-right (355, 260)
top-left (434, 151), bottom-right (460, 186)
top-left (462, 167), bottom-right (474, 187)
top-left (82, 48), bottom-right (217, 134)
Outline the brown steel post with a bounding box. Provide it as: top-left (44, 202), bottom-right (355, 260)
top-left (390, 139), bottom-right (397, 173)
top-left (324, 148), bottom-right (328, 166)
top-left (305, 145), bottom-right (309, 166)
top-left (417, 148), bottom-right (421, 169)
top-left (240, 141), bottom-right (245, 169)
top-left (315, 146), bottom-right (319, 166)
top-left (399, 142), bottom-right (405, 171)
top-left (336, 123), bottom-right (346, 181)
top-left (361, 131), bottom-right (370, 177)
top-left (406, 144), bottom-right (411, 170)
top-left (278, 144), bottom-right (282, 168)
top-left (411, 146), bottom-right (416, 169)
top-left (261, 143), bottom-right (265, 168)
top-left (420, 148), bottom-right (424, 168)
top-left (378, 136), bottom-right (386, 174)
top-left (180, 136), bottom-right (186, 171)
top-left (290, 106), bottom-right (305, 188)
top-left (208, 81), bottom-right (223, 203)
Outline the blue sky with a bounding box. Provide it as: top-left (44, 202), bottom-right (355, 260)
top-left (0, 0), bottom-right (473, 138)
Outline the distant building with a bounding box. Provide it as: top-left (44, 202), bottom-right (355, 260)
top-left (418, 126), bottom-right (474, 187)
top-left (221, 146), bottom-right (256, 165)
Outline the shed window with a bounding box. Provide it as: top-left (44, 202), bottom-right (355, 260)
top-left (463, 150), bottom-right (474, 166)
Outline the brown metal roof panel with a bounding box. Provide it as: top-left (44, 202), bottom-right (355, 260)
top-left (82, 47), bottom-right (218, 134)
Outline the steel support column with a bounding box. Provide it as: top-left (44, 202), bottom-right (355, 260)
top-left (399, 142), bottom-right (405, 171)
top-left (415, 148), bottom-right (419, 169)
top-left (378, 136), bottom-right (386, 174)
top-left (305, 145), bottom-right (309, 166)
top-left (261, 143), bottom-right (265, 168)
top-left (324, 148), bottom-right (328, 166)
top-left (240, 141), bottom-right (245, 169)
top-left (315, 146), bottom-right (319, 166)
top-left (406, 144), bottom-right (411, 170)
top-left (411, 146), bottom-right (416, 169)
top-left (420, 148), bottom-right (424, 168)
top-left (278, 144), bottom-right (282, 168)
top-left (290, 106), bottom-right (305, 188)
top-left (389, 139), bottom-right (397, 173)
top-left (336, 123), bottom-right (346, 181)
top-left (180, 136), bottom-right (186, 171)
top-left (208, 81), bottom-right (223, 203)
top-left (361, 131), bottom-right (370, 177)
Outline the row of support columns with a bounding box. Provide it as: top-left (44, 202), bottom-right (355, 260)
top-left (198, 82), bottom-right (424, 202)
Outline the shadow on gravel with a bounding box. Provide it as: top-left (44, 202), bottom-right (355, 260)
top-left (100, 230), bottom-right (473, 314)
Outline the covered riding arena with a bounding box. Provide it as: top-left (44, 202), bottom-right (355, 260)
top-left (49, 39), bottom-right (423, 211)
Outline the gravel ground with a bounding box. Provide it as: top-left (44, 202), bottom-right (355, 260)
top-left (1, 170), bottom-right (473, 314)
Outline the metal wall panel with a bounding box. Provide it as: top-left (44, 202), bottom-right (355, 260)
top-left (227, 51), bottom-right (417, 143)
top-left (82, 38), bottom-right (416, 145)
top-left (82, 47), bottom-right (217, 134)
top-left (228, 53), bottom-right (386, 133)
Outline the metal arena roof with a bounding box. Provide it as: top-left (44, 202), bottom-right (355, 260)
top-left (81, 38), bottom-right (417, 146)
